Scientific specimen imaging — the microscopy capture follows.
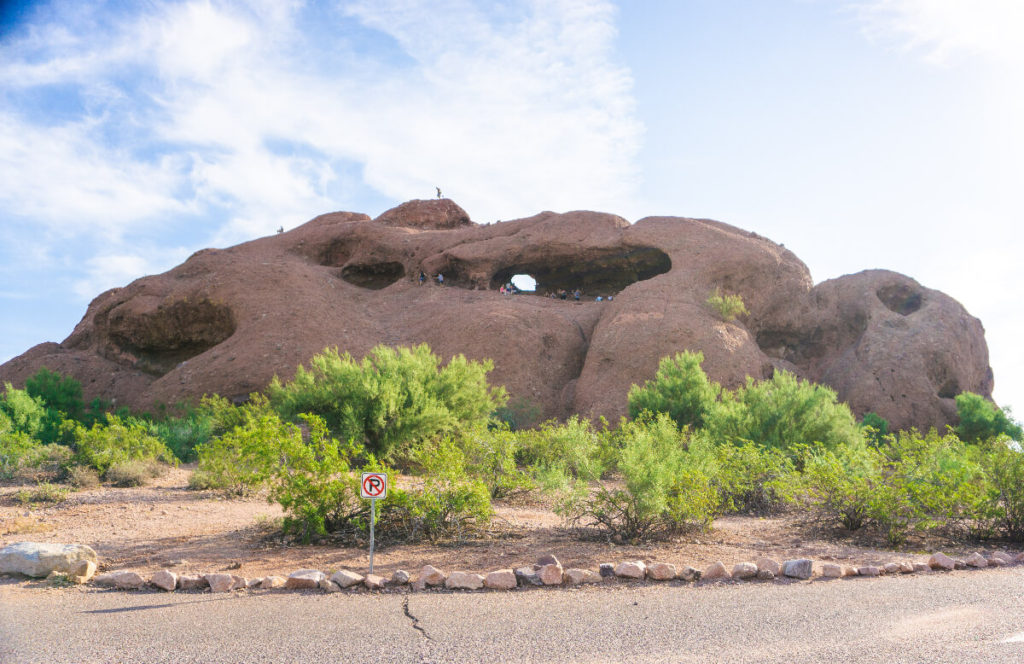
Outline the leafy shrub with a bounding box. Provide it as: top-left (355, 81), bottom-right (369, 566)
top-left (801, 438), bottom-right (879, 531)
top-left (66, 465), bottom-right (100, 489)
top-left (1, 414), bottom-right (73, 480)
top-left (706, 288), bottom-right (749, 321)
top-left (24, 368), bottom-right (87, 442)
top-left (703, 437), bottom-right (798, 514)
top-left (559, 414), bottom-right (717, 541)
top-left (955, 392), bottom-right (1023, 443)
top-left (492, 396), bottom-right (543, 431)
top-left (979, 437), bottom-right (1024, 540)
top-left (267, 344), bottom-right (507, 460)
top-left (707, 370), bottom-right (862, 458)
top-left (514, 416), bottom-right (604, 479)
top-left (149, 411), bottom-right (214, 463)
top-left (438, 427), bottom-right (533, 499)
top-left (627, 351), bottom-right (720, 430)
top-left (191, 411), bottom-right (291, 495)
top-left (67, 414), bottom-right (176, 476)
top-left (860, 412), bottom-right (890, 445)
top-left (15, 482), bottom-right (69, 505)
top-left (0, 383), bottom-right (46, 438)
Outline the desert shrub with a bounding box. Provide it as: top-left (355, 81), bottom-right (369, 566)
top-left (701, 436), bottom-right (799, 514)
top-left (24, 368), bottom-right (88, 442)
top-left (105, 459), bottom-right (164, 487)
top-left (955, 392), bottom-right (1023, 443)
top-left (191, 411), bottom-right (292, 495)
top-left (978, 437), bottom-right (1024, 541)
top-left (0, 383), bottom-right (46, 439)
top-left (67, 414), bottom-right (176, 476)
top-left (149, 406), bottom-right (216, 463)
top-left (707, 370), bottom-right (862, 458)
top-left (267, 344), bottom-right (507, 461)
top-left (492, 396), bottom-right (543, 431)
top-left (802, 438), bottom-right (879, 531)
top-left (627, 351), bottom-right (720, 430)
top-left (442, 427), bottom-right (533, 499)
top-left (559, 414), bottom-right (717, 541)
top-left (15, 482), bottom-right (69, 505)
top-left (66, 465), bottom-right (100, 489)
top-left (860, 412), bottom-right (890, 446)
top-left (514, 416), bottom-right (603, 479)
top-left (706, 288), bottom-right (749, 321)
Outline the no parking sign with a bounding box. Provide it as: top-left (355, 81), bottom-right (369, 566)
top-left (360, 472), bottom-right (387, 499)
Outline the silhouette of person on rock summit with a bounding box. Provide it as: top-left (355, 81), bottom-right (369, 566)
top-left (436, 187), bottom-right (442, 199)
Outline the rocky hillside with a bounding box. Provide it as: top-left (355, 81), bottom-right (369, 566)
top-left (0, 199), bottom-right (993, 431)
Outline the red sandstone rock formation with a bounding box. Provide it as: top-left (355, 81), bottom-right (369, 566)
top-left (0, 200), bottom-right (993, 431)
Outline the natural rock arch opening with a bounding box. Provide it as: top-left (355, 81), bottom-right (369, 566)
top-left (488, 247), bottom-right (671, 296)
top-left (340, 261), bottom-right (406, 290)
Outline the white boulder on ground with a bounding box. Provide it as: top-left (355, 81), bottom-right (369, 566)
top-left (260, 575), bottom-right (286, 589)
top-left (445, 571), bottom-right (484, 590)
top-left (205, 573), bottom-right (237, 593)
top-left (648, 562), bottom-right (677, 581)
top-left (965, 552), bottom-right (988, 568)
top-left (614, 561), bottom-right (646, 580)
top-left (485, 569), bottom-right (518, 590)
top-left (857, 566), bottom-right (880, 577)
top-left (364, 574), bottom-right (386, 590)
top-left (928, 552), bottom-right (955, 571)
top-left (899, 561), bottom-right (915, 574)
top-left (702, 562), bottom-right (729, 580)
top-left (538, 563), bottom-right (564, 585)
top-left (883, 563), bottom-right (901, 575)
top-left (285, 569), bottom-right (325, 590)
top-left (331, 570), bottom-right (364, 588)
top-left (419, 565), bottom-right (446, 587)
top-left (0, 542), bottom-right (99, 578)
top-left (94, 571), bottom-right (146, 589)
top-left (319, 578), bottom-right (341, 593)
top-left (755, 557), bottom-right (781, 577)
top-left (71, 560), bottom-right (96, 584)
top-left (731, 562), bottom-right (757, 580)
top-left (990, 551), bottom-right (1013, 565)
top-left (781, 559), bottom-right (813, 580)
top-left (821, 563), bottom-right (842, 578)
top-left (912, 562), bottom-right (930, 573)
top-left (150, 570), bottom-right (178, 591)
top-left (842, 566), bottom-right (858, 577)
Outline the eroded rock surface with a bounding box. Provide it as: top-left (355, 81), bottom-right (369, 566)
top-left (0, 200), bottom-right (993, 431)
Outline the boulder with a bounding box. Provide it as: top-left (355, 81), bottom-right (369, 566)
top-left (989, 552), bottom-right (1013, 565)
top-left (912, 562), bottom-right (930, 573)
top-left (928, 552), bottom-right (955, 571)
top-left (648, 562), bottom-right (677, 581)
top-left (754, 557), bottom-right (780, 577)
top-left (954, 560), bottom-right (968, 570)
top-left (899, 562), bottom-right (915, 574)
top-left (484, 569), bottom-right (518, 590)
top-left (390, 570), bottom-right (410, 585)
top-left (285, 569), bottom-right (325, 590)
top-left (515, 565), bottom-right (543, 587)
top-left (319, 578), bottom-right (341, 593)
top-left (781, 559), bottom-right (813, 580)
top-left (230, 575), bottom-right (247, 590)
top-left (0, 542), bottom-right (98, 578)
top-left (858, 566), bottom-right (881, 577)
top-left (842, 566), bottom-right (858, 577)
top-left (331, 570), bottom-right (364, 589)
top-left (821, 564), bottom-right (842, 578)
top-left (677, 566), bottom-right (701, 582)
top-left (178, 574), bottom-right (209, 590)
top-left (883, 563), bottom-right (901, 575)
top-left (702, 562), bottom-right (729, 581)
top-left (731, 562), bottom-right (757, 580)
top-left (538, 563), bottom-right (564, 586)
top-left (564, 568), bottom-right (601, 585)
top-left (965, 552), bottom-right (988, 568)
top-left (419, 565), bottom-right (446, 587)
top-left (260, 575), bottom-right (286, 589)
top-left (71, 560), bottom-right (96, 584)
top-left (205, 573), bottom-right (236, 593)
top-left (150, 570), bottom-right (178, 591)
top-left (364, 574), bottom-right (387, 590)
top-left (614, 561), bottom-right (646, 580)
top-left (93, 570), bottom-right (145, 589)
top-left (445, 572), bottom-right (484, 590)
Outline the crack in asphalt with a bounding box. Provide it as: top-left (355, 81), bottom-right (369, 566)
top-left (403, 596), bottom-right (432, 641)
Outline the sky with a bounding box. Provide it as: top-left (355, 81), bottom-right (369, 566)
top-left (0, 0), bottom-right (1021, 414)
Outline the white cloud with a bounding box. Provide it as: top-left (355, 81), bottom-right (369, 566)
top-left (73, 247), bottom-right (192, 300)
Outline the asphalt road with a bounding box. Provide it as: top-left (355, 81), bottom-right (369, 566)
top-left (2, 569), bottom-right (1023, 663)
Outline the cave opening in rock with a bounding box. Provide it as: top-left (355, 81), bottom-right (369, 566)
top-left (489, 247), bottom-right (671, 297)
top-left (340, 261), bottom-right (406, 289)
top-left (508, 274), bottom-right (537, 293)
top-left (877, 284), bottom-right (923, 316)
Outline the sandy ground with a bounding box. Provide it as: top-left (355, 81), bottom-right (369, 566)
top-left (2, 466), bottom-right (1019, 582)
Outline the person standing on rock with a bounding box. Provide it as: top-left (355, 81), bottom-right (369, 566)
top-left (418, 271), bottom-right (426, 285)
top-left (437, 273), bottom-right (444, 286)
top-left (436, 186), bottom-right (442, 199)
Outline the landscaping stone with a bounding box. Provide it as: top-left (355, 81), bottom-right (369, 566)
top-left (756, 569), bottom-right (775, 581)
top-left (987, 557), bottom-right (1005, 567)
top-left (842, 566), bottom-right (858, 577)
top-left (965, 552), bottom-right (988, 568)
top-left (899, 562), bottom-right (915, 574)
top-left (928, 553), bottom-right (955, 571)
top-left (821, 563), bottom-right (842, 578)
top-left (230, 575), bottom-right (247, 590)
top-left (319, 578), bottom-right (341, 593)
top-left (755, 557), bottom-right (780, 577)
top-left (71, 560), bottom-right (96, 584)
top-left (285, 569), bottom-right (325, 590)
top-left (419, 565), bottom-right (446, 586)
top-left (1016, 552), bottom-right (1024, 563)
top-left (599, 563), bottom-right (615, 578)
top-left (614, 561), bottom-right (646, 580)
top-left (677, 566), bottom-right (701, 582)
top-left (648, 562), bottom-right (677, 581)
top-left (364, 574), bottom-right (386, 590)
top-left (731, 562), bottom-right (757, 580)
top-left (538, 563), bottom-right (564, 586)
top-left (954, 560), bottom-right (967, 570)
top-left (391, 570), bottom-right (410, 585)
top-left (858, 566), bottom-right (880, 577)
top-left (245, 577), bottom-right (261, 588)
top-left (150, 570), bottom-right (177, 591)
top-left (484, 569), bottom-right (517, 590)
top-left (782, 559), bottom-right (813, 580)
top-left (97, 571), bottom-right (146, 589)
top-left (331, 570), bottom-right (364, 589)
top-left (514, 565), bottom-right (543, 586)
top-left (702, 562), bottom-right (729, 581)
top-left (883, 563), bottom-right (901, 575)
top-left (205, 573), bottom-right (236, 593)
top-left (565, 568), bottom-right (586, 585)
top-left (445, 571), bottom-right (484, 590)
top-left (260, 576), bottom-right (286, 589)
top-left (912, 562), bottom-right (930, 573)
top-left (0, 542), bottom-right (99, 578)
top-left (990, 552), bottom-right (1013, 565)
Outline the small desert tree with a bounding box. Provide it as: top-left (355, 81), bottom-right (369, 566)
top-left (627, 351), bottom-right (720, 430)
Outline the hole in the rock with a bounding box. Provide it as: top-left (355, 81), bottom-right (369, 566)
top-left (877, 284), bottom-right (923, 316)
top-left (505, 274), bottom-right (537, 293)
top-left (937, 378), bottom-right (959, 399)
top-left (340, 261), bottom-right (405, 289)
top-left (489, 247), bottom-right (671, 296)
top-left (108, 299), bottom-right (236, 376)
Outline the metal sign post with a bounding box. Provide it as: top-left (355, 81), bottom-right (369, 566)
top-left (360, 472), bottom-right (388, 575)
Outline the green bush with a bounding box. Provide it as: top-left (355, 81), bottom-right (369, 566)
top-left (707, 370), bottom-right (862, 458)
top-left (801, 438), bottom-right (879, 531)
top-left (0, 383), bottom-right (46, 439)
top-left (955, 392), bottom-right (1023, 443)
top-left (627, 351), bottom-right (720, 430)
top-left (860, 412), bottom-right (890, 446)
top-left (514, 416), bottom-right (604, 479)
top-left (105, 459), bottom-right (164, 487)
top-left (979, 437), bottom-right (1024, 541)
top-left (191, 411), bottom-right (292, 495)
top-left (439, 427), bottom-right (533, 499)
top-left (706, 288), bottom-right (749, 321)
top-left (267, 344), bottom-right (507, 461)
top-left (558, 414), bottom-right (717, 541)
top-left (15, 482), bottom-right (69, 505)
top-left (702, 436), bottom-right (798, 514)
top-left (66, 465), bottom-right (100, 489)
top-left (67, 414), bottom-right (176, 476)
top-left (24, 368), bottom-right (87, 442)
